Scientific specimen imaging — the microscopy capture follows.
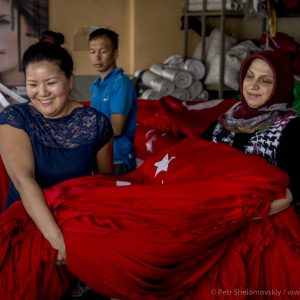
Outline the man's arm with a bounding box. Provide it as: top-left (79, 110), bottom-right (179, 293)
top-left (111, 113), bottom-right (127, 136)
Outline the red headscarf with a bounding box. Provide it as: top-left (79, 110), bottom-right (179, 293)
top-left (218, 50), bottom-right (296, 132)
top-left (235, 49), bottom-right (294, 119)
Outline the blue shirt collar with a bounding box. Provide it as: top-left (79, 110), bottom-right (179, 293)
top-left (94, 67), bottom-right (124, 84)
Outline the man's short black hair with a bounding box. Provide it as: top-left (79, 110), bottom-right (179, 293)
top-left (88, 28), bottom-right (119, 50)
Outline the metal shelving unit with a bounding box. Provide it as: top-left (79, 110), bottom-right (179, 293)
top-left (183, 0), bottom-right (243, 98)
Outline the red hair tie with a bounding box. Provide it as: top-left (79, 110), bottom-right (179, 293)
top-left (41, 38), bottom-right (56, 45)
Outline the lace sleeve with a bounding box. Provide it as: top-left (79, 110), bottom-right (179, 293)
top-left (0, 104), bottom-right (27, 131)
top-left (95, 112), bottom-right (113, 151)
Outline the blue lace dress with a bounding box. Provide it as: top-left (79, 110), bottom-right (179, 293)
top-left (0, 103), bottom-right (113, 208)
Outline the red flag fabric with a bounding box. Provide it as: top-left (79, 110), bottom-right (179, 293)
top-left (135, 124), bottom-right (182, 160)
top-left (0, 156), bottom-right (10, 211)
top-left (1, 139), bottom-right (300, 300)
top-left (137, 97), bottom-right (238, 138)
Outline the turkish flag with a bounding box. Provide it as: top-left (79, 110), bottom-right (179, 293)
top-left (1, 139), bottom-right (299, 300)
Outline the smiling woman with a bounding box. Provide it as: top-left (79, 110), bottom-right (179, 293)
top-left (0, 30), bottom-right (114, 298)
top-left (0, 0), bottom-right (48, 86)
top-left (201, 50), bottom-right (300, 217)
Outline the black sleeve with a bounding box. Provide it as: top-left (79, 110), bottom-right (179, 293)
top-left (277, 117), bottom-right (300, 208)
top-left (201, 120), bottom-right (218, 141)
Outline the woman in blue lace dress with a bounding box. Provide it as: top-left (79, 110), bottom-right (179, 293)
top-left (0, 31), bottom-right (113, 268)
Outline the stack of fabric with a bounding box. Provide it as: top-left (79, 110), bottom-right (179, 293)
top-left (136, 55), bottom-right (208, 101)
top-left (193, 28), bottom-right (260, 91)
top-left (188, 0), bottom-right (245, 11)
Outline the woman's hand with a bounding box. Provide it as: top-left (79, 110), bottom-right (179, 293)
top-left (48, 230), bottom-right (67, 266)
top-left (268, 188), bottom-right (293, 216)
top-left (252, 188), bottom-right (293, 220)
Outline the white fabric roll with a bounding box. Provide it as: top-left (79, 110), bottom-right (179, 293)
top-left (134, 69), bottom-right (146, 78)
top-left (142, 70), bottom-right (175, 96)
top-left (199, 90), bottom-right (209, 101)
top-left (0, 92), bottom-right (10, 108)
top-left (188, 1), bottom-right (242, 11)
top-left (204, 39), bottom-right (260, 91)
top-left (141, 89), bottom-right (162, 100)
top-left (188, 80), bottom-right (203, 100)
top-left (206, 28), bottom-right (238, 64)
top-left (181, 59), bottom-right (206, 80)
top-left (189, 0), bottom-right (221, 3)
top-left (163, 55), bottom-right (184, 67)
top-left (149, 63), bottom-right (165, 76)
top-left (171, 88), bottom-right (190, 102)
top-left (161, 67), bottom-right (193, 89)
top-left (0, 82), bottom-right (27, 103)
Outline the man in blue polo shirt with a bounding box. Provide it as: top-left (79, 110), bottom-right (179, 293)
top-left (88, 28), bottom-right (137, 175)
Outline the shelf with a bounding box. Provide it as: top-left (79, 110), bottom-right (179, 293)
top-left (184, 10), bottom-right (244, 17)
top-left (205, 85), bottom-right (234, 92)
top-left (183, 0), bottom-right (242, 98)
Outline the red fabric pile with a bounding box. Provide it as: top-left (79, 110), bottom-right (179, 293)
top-left (1, 138), bottom-right (300, 300)
top-left (0, 157), bottom-right (10, 211)
top-left (135, 97), bottom-right (237, 160)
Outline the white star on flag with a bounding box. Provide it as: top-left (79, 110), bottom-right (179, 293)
top-left (154, 154), bottom-right (176, 177)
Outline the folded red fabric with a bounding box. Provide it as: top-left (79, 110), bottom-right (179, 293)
top-left (1, 139), bottom-right (299, 300)
top-left (0, 156), bottom-right (10, 211)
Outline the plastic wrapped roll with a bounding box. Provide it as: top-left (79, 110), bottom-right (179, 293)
top-left (188, 0), bottom-right (242, 11)
top-left (149, 63), bottom-right (165, 76)
top-left (181, 59), bottom-right (206, 80)
top-left (0, 92), bottom-right (10, 108)
top-left (150, 64), bottom-right (194, 89)
top-left (199, 90), bottom-right (209, 101)
top-left (141, 70), bottom-right (175, 96)
top-left (188, 80), bottom-right (203, 100)
top-left (0, 83), bottom-right (27, 103)
top-left (141, 89), bottom-right (163, 100)
top-left (134, 69), bottom-right (146, 78)
top-left (163, 55), bottom-right (184, 67)
top-left (171, 88), bottom-right (190, 102)
top-left (161, 67), bottom-right (193, 89)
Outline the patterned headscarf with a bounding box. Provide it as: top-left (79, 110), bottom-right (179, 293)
top-left (219, 50), bottom-right (296, 133)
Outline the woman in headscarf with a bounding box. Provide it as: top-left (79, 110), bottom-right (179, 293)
top-left (202, 49), bottom-right (300, 214)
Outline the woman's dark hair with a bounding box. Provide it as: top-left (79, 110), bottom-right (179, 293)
top-left (88, 28), bottom-right (119, 50)
top-left (22, 30), bottom-right (74, 78)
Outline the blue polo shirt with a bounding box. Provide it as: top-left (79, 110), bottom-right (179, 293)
top-left (90, 68), bottom-right (137, 171)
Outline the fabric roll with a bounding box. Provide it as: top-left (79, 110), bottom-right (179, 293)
top-left (141, 89), bottom-right (162, 100)
top-left (141, 70), bottom-right (175, 96)
top-left (171, 88), bottom-right (190, 102)
top-left (188, 80), bottom-right (203, 100)
top-left (230, 1), bottom-right (244, 11)
top-left (0, 83), bottom-right (27, 104)
top-left (204, 40), bottom-right (259, 91)
top-left (149, 64), bottom-right (193, 90)
top-left (163, 55), bottom-right (184, 67)
top-left (0, 92), bottom-right (10, 109)
top-left (181, 59), bottom-right (206, 80)
top-left (188, 0), bottom-right (220, 2)
top-left (161, 67), bottom-right (193, 89)
top-left (149, 63), bottom-right (165, 76)
top-left (188, 0), bottom-right (243, 11)
top-left (199, 90), bottom-right (209, 101)
top-left (134, 69), bottom-right (146, 78)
